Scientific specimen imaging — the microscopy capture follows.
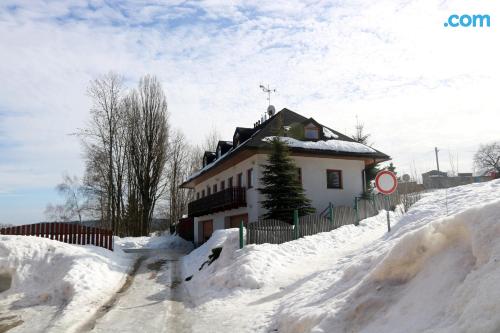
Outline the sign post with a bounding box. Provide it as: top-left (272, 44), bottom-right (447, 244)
top-left (375, 170), bottom-right (398, 232)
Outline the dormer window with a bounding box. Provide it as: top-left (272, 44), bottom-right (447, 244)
top-left (304, 124), bottom-right (319, 139)
top-left (233, 133), bottom-right (240, 147)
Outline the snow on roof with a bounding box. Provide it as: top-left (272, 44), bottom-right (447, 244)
top-left (322, 127), bottom-right (339, 139)
top-left (183, 134), bottom-right (254, 184)
top-left (184, 150), bottom-right (229, 182)
top-left (262, 136), bottom-right (376, 153)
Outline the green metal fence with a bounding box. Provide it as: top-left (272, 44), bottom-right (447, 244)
top-left (243, 191), bottom-right (422, 247)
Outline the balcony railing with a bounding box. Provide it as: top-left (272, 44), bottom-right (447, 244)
top-left (188, 187), bottom-right (247, 217)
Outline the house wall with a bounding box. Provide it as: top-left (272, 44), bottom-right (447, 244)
top-left (292, 156), bottom-right (365, 211)
top-left (192, 154), bottom-right (365, 244)
top-left (193, 154), bottom-right (264, 244)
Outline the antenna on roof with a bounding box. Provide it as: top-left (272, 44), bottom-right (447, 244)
top-left (259, 84), bottom-right (276, 106)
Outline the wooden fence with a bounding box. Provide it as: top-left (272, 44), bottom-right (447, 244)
top-left (0, 222), bottom-right (113, 251)
top-left (355, 191), bottom-right (422, 221)
top-left (246, 191), bottom-right (422, 246)
top-left (246, 219), bottom-right (294, 245)
top-left (247, 206), bottom-right (356, 245)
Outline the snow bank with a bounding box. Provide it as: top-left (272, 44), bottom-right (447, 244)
top-left (182, 229), bottom-right (240, 302)
top-left (273, 179), bottom-right (500, 333)
top-left (0, 236), bottom-right (132, 332)
top-left (0, 232), bottom-right (192, 332)
top-left (182, 211), bottom-right (398, 305)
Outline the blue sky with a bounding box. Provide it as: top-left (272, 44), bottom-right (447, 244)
top-left (1, 0), bottom-right (499, 225)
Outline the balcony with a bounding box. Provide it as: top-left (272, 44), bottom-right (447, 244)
top-left (188, 187), bottom-right (247, 217)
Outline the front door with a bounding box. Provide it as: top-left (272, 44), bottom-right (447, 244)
top-left (201, 219), bottom-right (213, 243)
top-left (229, 214), bottom-right (248, 228)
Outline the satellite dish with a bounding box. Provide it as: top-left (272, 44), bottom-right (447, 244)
top-left (402, 174), bottom-right (411, 182)
top-left (267, 105), bottom-right (276, 117)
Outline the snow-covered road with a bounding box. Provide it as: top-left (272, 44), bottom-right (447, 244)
top-left (81, 249), bottom-right (191, 333)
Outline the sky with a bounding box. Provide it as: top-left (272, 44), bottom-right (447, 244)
top-left (1, 0), bottom-right (499, 225)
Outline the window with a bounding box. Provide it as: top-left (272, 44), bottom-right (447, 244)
top-left (326, 170), bottom-right (342, 189)
top-left (196, 192), bottom-right (200, 200)
top-left (247, 168), bottom-right (253, 188)
top-left (304, 124), bottom-right (319, 139)
top-left (220, 180), bottom-right (225, 191)
top-left (296, 168), bottom-right (302, 184)
top-left (228, 177), bottom-right (233, 188)
top-left (213, 184), bottom-right (218, 193)
top-left (237, 173), bottom-right (243, 187)
top-left (202, 189), bottom-right (205, 197)
top-left (207, 186), bottom-right (211, 195)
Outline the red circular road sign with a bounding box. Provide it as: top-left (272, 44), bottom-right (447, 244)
top-left (375, 170), bottom-right (398, 195)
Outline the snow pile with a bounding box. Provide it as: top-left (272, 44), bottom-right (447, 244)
top-left (322, 127), bottom-right (339, 139)
top-left (182, 211), bottom-right (398, 305)
top-left (115, 233), bottom-right (193, 252)
top-left (262, 136), bottom-right (376, 153)
top-left (273, 179), bottom-right (500, 333)
top-left (0, 236), bottom-right (132, 332)
top-left (182, 229), bottom-right (240, 302)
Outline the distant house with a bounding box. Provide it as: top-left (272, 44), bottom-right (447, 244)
top-left (181, 108), bottom-right (390, 244)
top-left (422, 170), bottom-right (493, 189)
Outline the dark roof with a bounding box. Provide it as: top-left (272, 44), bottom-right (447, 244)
top-left (216, 140), bottom-right (233, 156)
top-left (422, 170), bottom-right (447, 177)
top-left (182, 108), bottom-right (391, 187)
top-left (203, 151), bottom-right (216, 166)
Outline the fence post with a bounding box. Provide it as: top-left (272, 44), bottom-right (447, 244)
top-left (239, 220), bottom-right (244, 249)
top-left (293, 210), bottom-right (299, 240)
top-left (354, 197), bottom-right (359, 226)
top-left (328, 202), bottom-right (334, 225)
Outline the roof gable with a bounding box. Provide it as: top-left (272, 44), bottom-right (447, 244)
top-left (182, 108), bottom-right (391, 187)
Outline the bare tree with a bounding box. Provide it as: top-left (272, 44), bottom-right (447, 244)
top-left (410, 159), bottom-right (421, 184)
top-left (55, 174), bottom-right (87, 223)
top-left (191, 126), bottom-right (221, 171)
top-left (81, 72), bottom-right (123, 233)
top-left (351, 116), bottom-right (371, 146)
top-left (203, 126), bottom-right (221, 152)
top-left (126, 75), bottom-right (170, 236)
top-left (351, 117), bottom-right (377, 191)
top-left (448, 151), bottom-right (458, 176)
top-left (474, 142), bottom-right (500, 178)
top-left (44, 175), bottom-right (87, 223)
top-left (165, 130), bottom-right (202, 230)
top-left (44, 203), bottom-right (71, 222)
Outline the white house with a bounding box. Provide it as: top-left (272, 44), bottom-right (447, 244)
top-left (180, 108), bottom-right (390, 244)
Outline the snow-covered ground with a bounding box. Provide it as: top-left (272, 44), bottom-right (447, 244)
top-left (182, 179), bottom-right (500, 332)
top-left (115, 233), bottom-right (193, 252)
top-left (0, 233), bottom-right (191, 333)
top-left (2, 180), bottom-right (499, 333)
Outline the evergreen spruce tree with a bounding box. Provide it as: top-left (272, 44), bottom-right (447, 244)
top-left (387, 162), bottom-right (396, 174)
top-left (259, 137), bottom-right (315, 222)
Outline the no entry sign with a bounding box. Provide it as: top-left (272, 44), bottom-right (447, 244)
top-left (375, 170), bottom-right (398, 195)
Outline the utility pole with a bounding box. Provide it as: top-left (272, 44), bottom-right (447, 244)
top-left (435, 147), bottom-right (440, 172)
